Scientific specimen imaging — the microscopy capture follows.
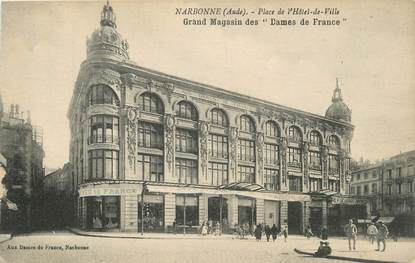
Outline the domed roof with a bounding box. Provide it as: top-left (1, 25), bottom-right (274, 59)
top-left (325, 79), bottom-right (352, 122)
top-left (86, 2), bottom-right (129, 60)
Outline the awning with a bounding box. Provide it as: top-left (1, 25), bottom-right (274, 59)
top-left (374, 217), bottom-right (395, 224)
top-left (146, 184), bottom-right (310, 202)
top-left (218, 182), bottom-right (264, 191)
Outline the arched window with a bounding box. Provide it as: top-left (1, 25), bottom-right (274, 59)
top-left (265, 121), bottom-right (279, 137)
top-left (328, 135), bottom-right (340, 149)
top-left (209, 108), bottom-right (228, 127)
top-left (240, 115), bottom-right (255, 133)
top-left (288, 126), bottom-right (302, 142)
top-left (175, 101), bottom-right (198, 121)
top-left (88, 84), bottom-right (119, 106)
top-left (309, 130), bottom-right (322, 146)
top-left (137, 92), bottom-right (164, 114)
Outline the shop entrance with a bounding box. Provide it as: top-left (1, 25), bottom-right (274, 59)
top-left (309, 207), bottom-right (322, 234)
top-left (238, 198), bottom-right (256, 227)
top-left (138, 194), bottom-right (165, 232)
top-left (264, 200), bottom-right (280, 228)
top-left (288, 201), bottom-right (302, 234)
top-left (208, 196), bottom-right (228, 225)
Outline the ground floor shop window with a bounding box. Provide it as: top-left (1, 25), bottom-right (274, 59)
top-left (138, 194), bottom-right (164, 232)
top-left (176, 195), bottom-right (199, 226)
top-left (87, 196), bottom-right (120, 230)
top-left (238, 198), bottom-right (256, 226)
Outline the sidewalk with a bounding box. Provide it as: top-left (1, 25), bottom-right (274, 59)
top-left (0, 234), bottom-right (11, 244)
top-left (68, 228), bottom-right (236, 240)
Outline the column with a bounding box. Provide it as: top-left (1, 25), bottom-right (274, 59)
top-left (321, 146), bottom-right (329, 189)
top-left (229, 127), bottom-right (239, 183)
top-left (199, 194), bottom-right (207, 224)
top-left (228, 195), bottom-right (238, 227)
top-left (198, 121), bottom-right (209, 185)
top-left (279, 138), bottom-right (288, 191)
top-left (280, 200), bottom-right (288, 227)
top-left (302, 142), bottom-right (309, 193)
top-left (79, 197), bottom-right (87, 230)
top-left (322, 199), bottom-right (327, 228)
top-left (164, 193), bottom-right (176, 232)
top-left (303, 201), bottom-right (310, 233)
top-left (256, 132), bottom-right (264, 185)
top-left (256, 199), bottom-right (265, 224)
top-left (164, 114), bottom-right (175, 183)
top-left (125, 106), bottom-right (138, 180)
top-left (124, 195), bottom-right (138, 232)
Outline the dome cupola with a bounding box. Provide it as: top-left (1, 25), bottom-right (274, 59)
top-left (325, 78), bottom-right (352, 122)
top-left (86, 1), bottom-right (129, 61)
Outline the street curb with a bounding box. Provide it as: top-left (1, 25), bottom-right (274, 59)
top-left (294, 248), bottom-right (397, 263)
top-left (66, 227), bottom-right (236, 240)
top-left (0, 234), bottom-right (12, 245)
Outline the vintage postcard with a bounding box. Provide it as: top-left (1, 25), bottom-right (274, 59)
top-left (0, 0), bottom-right (414, 262)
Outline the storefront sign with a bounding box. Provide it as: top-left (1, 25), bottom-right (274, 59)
top-left (331, 196), bottom-right (367, 205)
top-left (79, 185), bottom-right (141, 197)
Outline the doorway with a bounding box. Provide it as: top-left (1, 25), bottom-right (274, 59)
top-left (288, 201), bottom-right (302, 234)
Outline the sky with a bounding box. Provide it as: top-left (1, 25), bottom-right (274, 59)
top-left (0, 0), bottom-right (414, 169)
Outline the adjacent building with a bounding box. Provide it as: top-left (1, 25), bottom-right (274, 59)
top-left (0, 95), bottom-right (45, 231)
top-left (67, 3), bottom-right (355, 233)
top-left (350, 150), bottom-right (415, 235)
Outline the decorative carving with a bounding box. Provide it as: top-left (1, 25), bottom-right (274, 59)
top-left (229, 127), bottom-right (239, 179)
top-left (165, 114), bottom-right (175, 170)
top-left (321, 146), bottom-right (328, 188)
top-left (256, 132), bottom-right (265, 182)
top-left (161, 83), bottom-right (174, 103)
top-left (87, 26), bottom-right (129, 60)
top-left (146, 79), bottom-right (155, 91)
top-left (279, 137), bottom-right (288, 184)
top-left (121, 73), bottom-right (145, 90)
top-left (126, 106), bottom-right (138, 168)
top-left (302, 142), bottom-right (309, 186)
top-left (199, 121), bottom-right (209, 178)
top-left (87, 69), bottom-right (122, 91)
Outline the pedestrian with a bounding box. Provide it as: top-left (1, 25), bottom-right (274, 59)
top-left (344, 219), bottom-right (357, 250)
top-left (281, 225), bottom-right (288, 243)
top-left (305, 225), bottom-right (314, 238)
top-left (265, 224), bottom-right (271, 242)
top-left (173, 219), bottom-right (177, 234)
top-left (376, 221), bottom-right (389, 252)
top-left (254, 224), bottom-right (262, 241)
top-left (320, 226), bottom-right (328, 240)
top-left (367, 222), bottom-right (378, 244)
top-left (271, 224), bottom-right (278, 242)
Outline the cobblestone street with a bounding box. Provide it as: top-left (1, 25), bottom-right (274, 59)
top-left (1, 231), bottom-right (414, 263)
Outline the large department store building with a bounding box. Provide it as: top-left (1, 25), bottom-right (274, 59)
top-left (67, 3), bottom-right (355, 233)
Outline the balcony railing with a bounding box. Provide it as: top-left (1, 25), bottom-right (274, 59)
top-left (288, 161), bottom-right (302, 168)
top-left (88, 135), bottom-right (119, 144)
top-left (328, 168), bottom-right (340, 175)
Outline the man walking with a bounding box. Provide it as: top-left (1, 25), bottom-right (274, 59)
top-left (376, 221), bottom-right (389, 252)
top-left (367, 222), bottom-right (378, 244)
top-left (344, 219), bottom-right (357, 250)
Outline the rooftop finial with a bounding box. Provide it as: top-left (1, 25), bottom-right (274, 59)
top-left (100, 1), bottom-right (116, 28)
top-left (332, 77), bottom-right (343, 102)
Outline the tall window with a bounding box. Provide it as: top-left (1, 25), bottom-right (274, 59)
top-left (328, 135), bottom-right (340, 149)
top-left (288, 176), bottom-right (302, 192)
top-left (372, 183), bottom-right (377, 193)
top-left (176, 159), bottom-right (198, 184)
top-left (387, 185), bottom-right (392, 195)
top-left (176, 195), bottom-right (199, 226)
top-left (310, 178), bottom-right (322, 192)
top-left (137, 92), bottom-right (164, 114)
top-left (357, 186), bottom-right (362, 195)
top-left (88, 84), bottom-right (119, 106)
top-left (240, 115), bottom-right (255, 133)
top-left (208, 162), bottom-right (228, 186)
top-left (329, 180), bottom-right (340, 192)
top-left (238, 139), bottom-right (255, 162)
top-left (175, 129), bottom-right (198, 154)
top-left (288, 147), bottom-right (302, 168)
top-left (328, 154), bottom-right (339, 174)
top-left (265, 121), bottom-right (279, 138)
top-left (288, 126), bottom-right (302, 142)
top-left (209, 108), bottom-right (228, 127)
top-left (309, 152), bottom-right (322, 170)
top-left (137, 122), bottom-right (163, 149)
top-left (137, 154), bottom-right (164, 182)
top-left (264, 169), bottom-right (279, 190)
top-left (264, 144), bottom-right (279, 165)
top-left (89, 115), bottom-right (119, 144)
top-left (309, 131), bottom-right (322, 146)
top-left (176, 101), bottom-right (198, 121)
top-left (364, 184), bottom-right (369, 194)
top-left (208, 134), bottom-right (228, 158)
top-left (238, 165), bottom-right (255, 183)
top-left (88, 150), bottom-right (119, 180)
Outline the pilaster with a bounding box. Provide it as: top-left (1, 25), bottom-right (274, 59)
top-left (256, 132), bottom-right (264, 185)
top-left (198, 121), bottom-right (209, 185)
top-left (256, 199), bottom-right (265, 224)
top-left (280, 200), bottom-right (288, 227)
top-left (229, 127), bottom-right (239, 183)
top-left (164, 114), bottom-right (175, 183)
top-left (164, 193), bottom-right (176, 231)
top-left (322, 199), bottom-right (327, 228)
top-left (279, 137), bottom-right (288, 191)
top-left (124, 195), bottom-right (138, 232)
